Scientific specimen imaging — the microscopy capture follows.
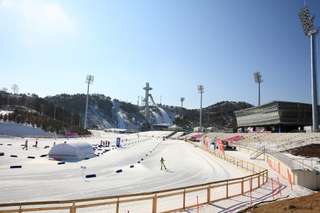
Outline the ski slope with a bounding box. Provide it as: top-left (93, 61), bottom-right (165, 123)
top-left (0, 131), bottom-right (248, 204)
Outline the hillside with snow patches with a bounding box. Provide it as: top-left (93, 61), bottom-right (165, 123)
top-left (0, 92), bottom-right (252, 132)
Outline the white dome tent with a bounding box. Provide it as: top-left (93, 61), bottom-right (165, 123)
top-left (49, 142), bottom-right (95, 161)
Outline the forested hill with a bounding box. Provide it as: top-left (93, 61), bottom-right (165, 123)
top-left (174, 101), bottom-right (253, 131)
top-left (0, 91), bottom-right (252, 132)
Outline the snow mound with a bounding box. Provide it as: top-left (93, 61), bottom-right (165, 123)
top-left (49, 142), bottom-right (95, 161)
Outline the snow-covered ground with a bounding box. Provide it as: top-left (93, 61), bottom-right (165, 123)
top-left (0, 131), bottom-right (248, 205)
top-left (183, 145), bottom-right (313, 213)
top-left (0, 110), bottom-right (13, 116)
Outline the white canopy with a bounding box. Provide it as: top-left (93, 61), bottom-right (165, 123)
top-left (49, 142), bottom-right (95, 161)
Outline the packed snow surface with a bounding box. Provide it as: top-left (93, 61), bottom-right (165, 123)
top-left (0, 131), bottom-right (248, 203)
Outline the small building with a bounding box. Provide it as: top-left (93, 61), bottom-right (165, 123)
top-left (49, 142), bottom-right (95, 161)
top-left (234, 101), bottom-right (313, 132)
top-left (104, 128), bottom-right (129, 134)
top-left (152, 123), bottom-right (170, 130)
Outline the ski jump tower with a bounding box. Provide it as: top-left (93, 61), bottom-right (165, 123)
top-left (143, 82), bottom-right (152, 123)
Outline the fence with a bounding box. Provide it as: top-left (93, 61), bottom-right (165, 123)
top-left (0, 142), bottom-right (268, 213)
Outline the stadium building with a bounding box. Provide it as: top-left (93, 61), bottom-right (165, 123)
top-left (234, 101), bottom-right (314, 132)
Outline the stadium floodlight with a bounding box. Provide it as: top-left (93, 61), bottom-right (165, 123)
top-left (84, 74), bottom-right (94, 129)
top-left (197, 85), bottom-right (204, 131)
top-left (299, 5), bottom-right (319, 132)
top-left (180, 97), bottom-right (185, 108)
top-left (253, 72), bottom-right (263, 106)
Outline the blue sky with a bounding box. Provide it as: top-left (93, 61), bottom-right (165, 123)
top-left (0, 0), bottom-right (319, 108)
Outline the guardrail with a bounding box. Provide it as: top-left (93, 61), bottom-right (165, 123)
top-left (0, 141), bottom-right (268, 213)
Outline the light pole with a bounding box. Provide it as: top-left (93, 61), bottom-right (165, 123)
top-left (180, 97), bottom-right (185, 108)
top-left (197, 85), bottom-right (204, 131)
top-left (299, 5), bottom-right (319, 132)
top-left (253, 72), bottom-right (263, 106)
top-left (84, 74), bottom-right (94, 129)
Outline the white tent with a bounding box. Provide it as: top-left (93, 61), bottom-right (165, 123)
top-left (49, 142), bottom-right (95, 161)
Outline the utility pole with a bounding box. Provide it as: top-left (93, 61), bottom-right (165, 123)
top-left (84, 74), bottom-right (94, 129)
top-left (299, 5), bottom-right (319, 132)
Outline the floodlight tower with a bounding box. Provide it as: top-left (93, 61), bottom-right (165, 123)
top-left (197, 85), bottom-right (204, 131)
top-left (253, 72), bottom-right (263, 106)
top-left (84, 74), bottom-right (94, 129)
top-left (143, 82), bottom-right (152, 123)
top-left (299, 5), bottom-right (319, 132)
top-left (180, 97), bottom-right (185, 108)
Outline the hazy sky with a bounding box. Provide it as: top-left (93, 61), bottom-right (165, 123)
top-left (0, 0), bottom-right (319, 108)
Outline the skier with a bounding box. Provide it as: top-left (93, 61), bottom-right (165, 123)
top-left (23, 139), bottom-right (28, 150)
top-left (160, 157), bottom-right (167, 171)
top-left (34, 140), bottom-right (38, 148)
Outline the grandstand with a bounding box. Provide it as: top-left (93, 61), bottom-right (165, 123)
top-left (206, 132), bottom-right (320, 190)
top-left (234, 101), bottom-right (314, 132)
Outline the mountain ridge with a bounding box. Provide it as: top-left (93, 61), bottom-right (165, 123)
top-left (0, 91), bottom-right (253, 132)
